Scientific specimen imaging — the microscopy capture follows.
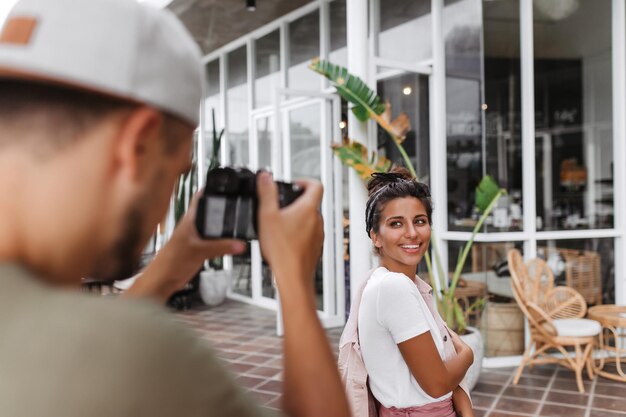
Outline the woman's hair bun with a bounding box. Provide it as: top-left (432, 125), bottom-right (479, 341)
top-left (367, 166), bottom-right (414, 196)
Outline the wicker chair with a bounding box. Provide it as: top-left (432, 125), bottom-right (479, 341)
top-left (507, 249), bottom-right (601, 393)
top-left (538, 246), bottom-right (602, 305)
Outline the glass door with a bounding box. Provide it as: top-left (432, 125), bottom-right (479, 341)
top-left (273, 90), bottom-right (345, 333)
top-left (247, 113), bottom-right (279, 310)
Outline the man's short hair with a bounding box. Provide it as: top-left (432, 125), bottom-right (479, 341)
top-left (0, 79), bottom-right (187, 157)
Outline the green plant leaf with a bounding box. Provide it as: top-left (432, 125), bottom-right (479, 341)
top-left (309, 58), bottom-right (417, 177)
top-left (475, 175), bottom-right (501, 213)
top-left (331, 141), bottom-right (391, 181)
top-left (453, 298), bottom-right (467, 334)
top-left (309, 58), bottom-right (386, 122)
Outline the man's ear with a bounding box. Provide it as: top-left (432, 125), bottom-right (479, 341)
top-left (113, 107), bottom-right (164, 182)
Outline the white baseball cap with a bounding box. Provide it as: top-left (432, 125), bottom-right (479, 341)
top-left (0, 0), bottom-right (203, 126)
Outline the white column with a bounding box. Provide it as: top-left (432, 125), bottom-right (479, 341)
top-left (347, 0), bottom-right (371, 304)
top-left (612, 0), bottom-right (625, 305)
top-left (430, 0), bottom-right (448, 293)
top-left (520, 0), bottom-right (537, 258)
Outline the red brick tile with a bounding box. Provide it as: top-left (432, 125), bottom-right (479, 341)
top-left (493, 398), bottom-right (540, 414)
top-left (257, 380), bottom-right (283, 394)
top-left (247, 366), bottom-right (281, 378)
top-left (235, 375), bottom-right (265, 389)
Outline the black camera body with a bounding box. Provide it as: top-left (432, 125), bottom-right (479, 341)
top-left (195, 167), bottom-right (303, 240)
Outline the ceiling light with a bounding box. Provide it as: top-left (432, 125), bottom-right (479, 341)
top-left (246, 0), bottom-right (256, 11)
top-left (403, 86), bottom-right (412, 95)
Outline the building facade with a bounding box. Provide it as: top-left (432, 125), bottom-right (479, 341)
top-left (197, 0), bottom-right (625, 366)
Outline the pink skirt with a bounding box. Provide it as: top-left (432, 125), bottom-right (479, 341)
top-left (379, 398), bottom-right (456, 417)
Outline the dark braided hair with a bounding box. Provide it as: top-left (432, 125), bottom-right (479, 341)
top-left (365, 167), bottom-right (432, 237)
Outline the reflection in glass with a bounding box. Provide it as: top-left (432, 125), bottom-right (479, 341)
top-left (537, 239), bottom-right (613, 305)
top-left (482, 0), bottom-right (523, 232)
top-left (289, 104), bottom-right (321, 180)
top-left (445, 0), bottom-right (484, 231)
top-left (232, 243), bottom-right (252, 298)
top-left (256, 116), bottom-right (273, 170)
top-left (288, 12), bottom-right (319, 90)
top-left (255, 30), bottom-right (280, 109)
top-left (378, 0), bottom-right (431, 64)
top-left (288, 104), bottom-right (323, 310)
top-left (376, 73), bottom-right (430, 181)
top-left (534, 0), bottom-right (613, 231)
top-left (204, 59), bottom-right (221, 169)
top-left (262, 263), bottom-right (275, 299)
top-left (329, 0), bottom-right (347, 67)
top-left (227, 46), bottom-right (249, 166)
top-left (448, 241), bottom-right (524, 357)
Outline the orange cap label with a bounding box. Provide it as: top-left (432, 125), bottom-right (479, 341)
top-left (0, 16), bottom-right (38, 45)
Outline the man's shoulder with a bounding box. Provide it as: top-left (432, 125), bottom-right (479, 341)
top-left (0, 265), bottom-right (271, 417)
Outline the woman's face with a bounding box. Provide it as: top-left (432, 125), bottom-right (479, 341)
top-left (370, 197), bottom-right (431, 276)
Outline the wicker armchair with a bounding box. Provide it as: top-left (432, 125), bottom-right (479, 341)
top-left (538, 246), bottom-right (602, 305)
top-left (507, 249), bottom-right (601, 393)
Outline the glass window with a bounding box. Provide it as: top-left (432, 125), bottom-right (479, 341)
top-left (227, 46), bottom-right (249, 167)
top-left (376, 72), bottom-right (430, 181)
top-left (232, 243), bottom-right (252, 298)
top-left (378, 0), bottom-right (431, 64)
top-left (256, 116), bottom-right (273, 170)
top-left (204, 59), bottom-right (221, 170)
top-left (445, 0), bottom-right (487, 231)
top-left (288, 12), bottom-right (320, 90)
top-left (446, 241), bottom-right (525, 358)
top-left (288, 103), bottom-right (323, 310)
top-left (534, 0), bottom-right (613, 231)
top-left (254, 30), bottom-right (280, 109)
top-left (329, 0), bottom-right (347, 67)
top-left (537, 238), bottom-right (613, 305)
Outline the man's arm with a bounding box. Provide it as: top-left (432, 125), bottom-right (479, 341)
top-left (256, 172), bottom-right (350, 417)
top-left (124, 192), bottom-right (245, 303)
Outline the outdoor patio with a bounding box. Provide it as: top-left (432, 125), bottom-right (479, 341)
top-left (176, 299), bottom-right (626, 416)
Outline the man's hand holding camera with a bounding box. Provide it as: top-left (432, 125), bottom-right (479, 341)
top-left (124, 191), bottom-right (246, 302)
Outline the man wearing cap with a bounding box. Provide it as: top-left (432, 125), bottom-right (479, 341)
top-left (0, 1), bottom-right (350, 416)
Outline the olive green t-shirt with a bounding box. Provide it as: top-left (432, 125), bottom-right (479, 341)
top-left (0, 263), bottom-right (276, 417)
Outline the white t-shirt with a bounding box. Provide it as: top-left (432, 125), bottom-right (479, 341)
top-left (358, 266), bottom-right (451, 408)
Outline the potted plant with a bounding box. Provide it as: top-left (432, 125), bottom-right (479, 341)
top-left (310, 58), bottom-right (505, 389)
top-left (197, 109), bottom-right (230, 307)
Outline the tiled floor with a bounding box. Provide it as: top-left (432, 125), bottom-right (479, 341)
top-left (176, 300), bottom-right (626, 416)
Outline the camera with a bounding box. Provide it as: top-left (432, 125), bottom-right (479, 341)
top-left (195, 167), bottom-right (304, 240)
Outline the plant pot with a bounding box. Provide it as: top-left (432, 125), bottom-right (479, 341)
top-left (199, 269), bottom-right (230, 306)
top-left (460, 326), bottom-right (483, 392)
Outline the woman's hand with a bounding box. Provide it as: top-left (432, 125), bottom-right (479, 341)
top-left (449, 329), bottom-right (474, 369)
top-left (452, 386), bottom-right (474, 417)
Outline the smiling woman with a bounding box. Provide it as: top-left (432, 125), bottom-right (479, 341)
top-left (340, 167), bottom-right (475, 417)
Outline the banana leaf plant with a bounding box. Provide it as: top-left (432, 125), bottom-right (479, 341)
top-left (309, 58), bottom-right (416, 178)
top-left (309, 58), bottom-right (505, 333)
top-left (425, 175), bottom-right (506, 333)
top-left (174, 131), bottom-right (198, 224)
top-left (209, 108), bottom-right (225, 171)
